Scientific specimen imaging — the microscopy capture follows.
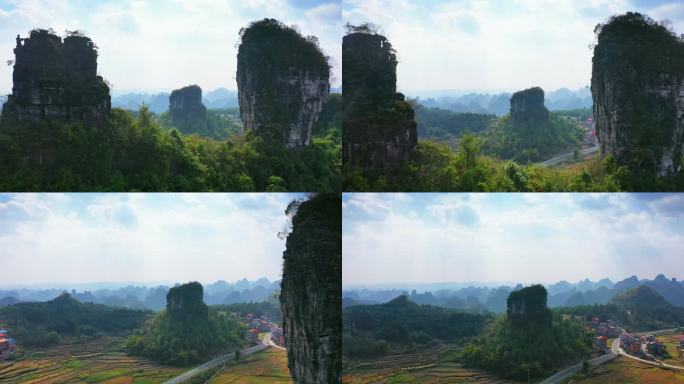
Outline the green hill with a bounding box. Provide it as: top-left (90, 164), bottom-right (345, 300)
top-left (0, 293), bottom-right (150, 347)
top-left (558, 285), bottom-right (684, 332)
top-left (343, 295), bottom-right (490, 359)
top-left (125, 282), bottom-right (243, 366)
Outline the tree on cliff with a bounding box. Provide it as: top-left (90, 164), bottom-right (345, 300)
top-left (280, 193), bottom-right (341, 383)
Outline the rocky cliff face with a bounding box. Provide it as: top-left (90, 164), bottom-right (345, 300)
top-left (280, 194), bottom-right (341, 383)
top-left (507, 285), bottom-right (551, 327)
top-left (1, 29), bottom-right (111, 124)
top-left (591, 12), bottom-right (684, 176)
top-left (166, 282), bottom-right (208, 321)
top-left (236, 19), bottom-right (330, 148)
top-left (342, 25), bottom-right (417, 171)
top-left (169, 84), bottom-right (207, 132)
top-left (510, 87), bottom-right (549, 125)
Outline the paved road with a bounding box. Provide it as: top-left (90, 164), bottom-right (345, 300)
top-left (539, 352), bottom-right (617, 384)
top-left (539, 145), bottom-right (599, 167)
top-left (162, 336), bottom-right (269, 384)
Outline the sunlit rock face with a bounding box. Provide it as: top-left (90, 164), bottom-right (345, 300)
top-left (1, 29), bottom-right (110, 125)
top-left (280, 194), bottom-right (341, 383)
top-left (236, 19), bottom-right (330, 148)
top-left (591, 12), bottom-right (684, 176)
top-left (342, 26), bottom-right (417, 170)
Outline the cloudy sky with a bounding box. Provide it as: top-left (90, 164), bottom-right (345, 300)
top-left (0, 0), bottom-right (341, 95)
top-left (343, 0), bottom-right (684, 93)
top-left (0, 193), bottom-right (303, 287)
top-left (343, 193), bottom-right (684, 287)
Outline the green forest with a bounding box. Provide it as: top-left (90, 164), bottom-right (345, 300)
top-left (0, 95), bottom-right (341, 192)
top-left (0, 293), bottom-right (150, 347)
top-left (460, 312), bottom-right (592, 380)
top-left (125, 306), bottom-right (243, 366)
top-left (344, 132), bottom-right (684, 192)
top-left (342, 296), bottom-right (490, 359)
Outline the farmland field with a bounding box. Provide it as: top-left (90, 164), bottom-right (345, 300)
top-left (208, 348), bottom-right (291, 383)
top-left (0, 337), bottom-right (183, 384)
top-left (655, 333), bottom-right (684, 367)
top-left (342, 343), bottom-right (517, 383)
top-left (564, 355), bottom-right (684, 383)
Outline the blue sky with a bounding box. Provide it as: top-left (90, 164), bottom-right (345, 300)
top-left (343, 0), bottom-right (684, 93)
top-left (343, 193), bottom-right (684, 286)
top-left (0, 193), bottom-right (303, 286)
top-left (0, 0), bottom-right (341, 95)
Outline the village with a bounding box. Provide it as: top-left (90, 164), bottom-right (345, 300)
top-left (0, 328), bottom-right (16, 359)
top-left (242, 312), bottom-right (286, 348)
top-left (584, 315), bottom-right (684, 364)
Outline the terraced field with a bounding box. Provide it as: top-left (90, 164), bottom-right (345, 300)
top-left (564, 356), bottom-right (684, 383)
top-left (208, 348), bottom-right (291, 383)
top-left (0, 337), bottom-right (183, 384)
top-left (342, 344), bottom-right (516, 383)
top-left (656, 334), bottom-right (684, 367)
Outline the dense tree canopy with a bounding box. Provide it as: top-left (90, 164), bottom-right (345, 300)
top-left (0, 104), bottom-right (340, 191)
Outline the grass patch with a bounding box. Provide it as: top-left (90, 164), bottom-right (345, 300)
top-left (86, 368), bottom-right (130, 383)
top-left (62, 358), bottom-right (86, 369)
top-left (388, 373), bottom-right (416, 383)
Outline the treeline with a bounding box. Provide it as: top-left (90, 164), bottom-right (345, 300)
top-left (343, 296), bottom-right (490, 359)
top-left (0, 293), bottom-right (150, 347)
top-left (0, 99), bottom-right (340, 192)
top-left (125, 307), bottom-right (243, 366)
top-left (415, 106), bottom-right (495, 140)
top-left (159, 107), bottom-right (242, 140)
top-left (215, 300), bottom-right (283, 324)
top-left (482, 112), bottom-right (583, 162)
top-left (344, 133), bottom-right (684, 191)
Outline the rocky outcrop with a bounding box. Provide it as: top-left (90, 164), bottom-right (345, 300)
top-left (280, 194), bottom-right (341, 383)
top-left (1, 29), bottom-right (110, 124)
top-left (236, 19), bottom-right (330, 148)
top-left (510, 87), bottom-right (549, 125)
top-left (169, 85), bottom-right (207, 134)
top-left (170, 85), bottom-right (207, 122)
top-left (507, 285), bottom-right (551, 328)
top-left (591, 12), bottom-right (684, 175)
top-left (166, 282), bottom-right (208, 321)
top-left (342, 24), bottom-right (417, 171)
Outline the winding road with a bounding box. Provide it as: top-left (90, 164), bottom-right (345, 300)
top-left (539, 145), bottom-right (599, 167)
top-left (162, 331), bottom-right (282, 384)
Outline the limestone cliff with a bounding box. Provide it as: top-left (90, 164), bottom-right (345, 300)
top-left (169, 85), bottom-right (207, 132)
top-left (236, 19), bottom-right (330, 148)
top-left (506, 285), bottom-right (551, 328)
top-left (280, 194), bottom-right (341, 383)
top-left (591, 12), bottom-right (684, 175)
top-left (342, 24), bottom-right (417, 171)
top-left (166, 282), bottom-right (208, 321)
top-left (510, 87), bottom-right (549, 125)
top-left (1, 29), bottom-right (110, 124)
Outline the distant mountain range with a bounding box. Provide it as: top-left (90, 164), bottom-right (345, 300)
top-left (408, 87), bottom-right (592, 116)
top-left (343, 274), bottom-right (684, 312)
top-left (111, 87), bottom-right (240, 113)
top-left (0, 277), bottom-right (280, 311)
top-left (111, 86), bottom-right (342, 114)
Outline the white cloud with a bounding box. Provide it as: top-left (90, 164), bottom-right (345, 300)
top-left (342, 0), bottom-right (682, 92)
top-left (0, 0), bottom-right (341, 95)
top-left (0, 193), bottom-right (299, 286)
top-left (343, 193), bottom-right (684, 286)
